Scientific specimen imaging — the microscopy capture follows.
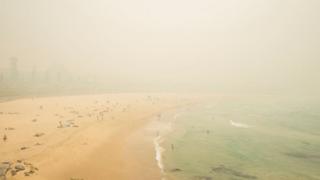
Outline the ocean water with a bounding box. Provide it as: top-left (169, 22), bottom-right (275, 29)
top-left (160, 96), bottom-right (320, 180)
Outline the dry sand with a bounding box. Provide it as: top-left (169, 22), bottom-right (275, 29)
top-left (0, 93), bottom-right (197, 180)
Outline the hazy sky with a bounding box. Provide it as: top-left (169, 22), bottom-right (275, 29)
top-left (1, 0), bottom-right (319, 94)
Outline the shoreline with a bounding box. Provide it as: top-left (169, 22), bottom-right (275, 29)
top-left (151, 109), bottom-right (184, 180)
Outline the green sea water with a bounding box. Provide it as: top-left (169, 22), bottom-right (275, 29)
top-left (162, 96), bottom-right (320, 180)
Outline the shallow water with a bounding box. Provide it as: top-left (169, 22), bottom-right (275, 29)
top-left (162, 96), bottom-right (320, 180)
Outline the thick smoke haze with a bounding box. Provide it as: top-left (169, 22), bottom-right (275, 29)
top-left (1, 0), bottom-right (320, 94)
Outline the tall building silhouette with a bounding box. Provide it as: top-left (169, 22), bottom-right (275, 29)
top-left (10, 57), bottom-right (19, 80)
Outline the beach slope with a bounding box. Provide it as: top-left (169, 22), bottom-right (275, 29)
top-left (0, 93), bottom-right (194, 180)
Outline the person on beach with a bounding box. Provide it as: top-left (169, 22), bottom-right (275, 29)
top-left (3, 134), bottom-right (7, 142)
top-left (58, 121), bottom-right (63, 128)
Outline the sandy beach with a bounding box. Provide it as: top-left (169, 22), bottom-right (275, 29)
top-left (0, 93), bottom-right (196, 180)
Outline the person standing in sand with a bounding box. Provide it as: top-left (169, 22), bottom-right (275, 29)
top-left (3, 134), bottom-right (7, 142)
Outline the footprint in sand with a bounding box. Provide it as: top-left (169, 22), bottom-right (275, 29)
top-left (20, 147), bottom-right (29, 151)
top-left (34, 133), bottom-right (45, 137)
top-left (5, 127), bottom-right (15, 131)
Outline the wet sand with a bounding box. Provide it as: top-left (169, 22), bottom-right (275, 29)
top-left (0, 93), bottom-right (196, 180)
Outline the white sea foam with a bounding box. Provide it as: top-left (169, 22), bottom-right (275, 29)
top-left (230, 120), bottom-right (252, 128)
top-left (152, 113), bottom-right (179, 180)
top-left (153, 135), bottom-right (165, 173)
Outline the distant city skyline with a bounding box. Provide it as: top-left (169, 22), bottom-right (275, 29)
top-left (1, 0), bottom-right (320, 95)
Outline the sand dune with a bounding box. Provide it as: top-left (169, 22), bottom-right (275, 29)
top-left (0, 93), bottom-right (196, 180)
